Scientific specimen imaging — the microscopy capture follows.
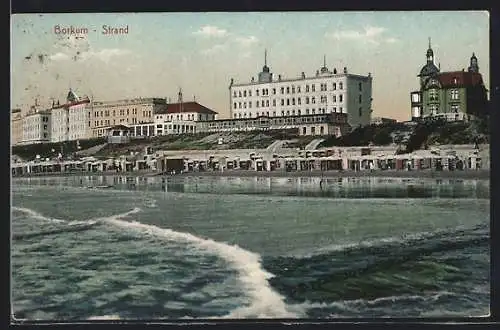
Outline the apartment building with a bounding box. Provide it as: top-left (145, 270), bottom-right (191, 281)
top-left (229, 52), bottom-right (373, 128)
top-left (90, 97), bottom-right (168, 138)
top-left (21, 108), bottom-right (51, 145)
top-left (11, 108), bottom-right (23, 146)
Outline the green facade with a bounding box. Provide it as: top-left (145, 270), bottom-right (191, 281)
top-left (421, 86), bottom-right (467, 117)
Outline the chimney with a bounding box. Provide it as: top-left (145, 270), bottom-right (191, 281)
top-left (301, 72), bottom-right (306, 79)
top-left (278, 74), bottom-right (282, 81)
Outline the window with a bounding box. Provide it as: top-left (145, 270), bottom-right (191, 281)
top-left (127, 109), bottom-right (129, 115)
top-left (256, 90), bottom-right (260, 96)
top-left (339, 82), bottom-right (343, 90)
top-left (292, 86), bottom-right (295, 93)
top-left (281, 87), bottom-right (284, 94)
top-left (450, 89), bottom-right (459, 100)
top-left (244, 102), bottom-right (247, 108)
top-left (273, 88), bottom-right (276, 94)
top-left (451, 104), bottom-right (460, 113)
top-left (262, 100), bottom-right (265, 107)
top-left (303, 127), bottom-right (307, 135)
top-left (262, 89), bottom-right (266, 95)
top-left (239, 91), bottom-right (242, 97)
top-left (287, 99), bottom-right (290, 106)
top-left (234, 102), bottom-right (237, 109)
top-left (333, 83), bottom-right (337, 90)
top-left (256, 101), bottom-right (259, 108)
top-left (286, 110), bottom-right (290, 115)
top-left (306, 85), bottom-right (310, 92)
top-left (311, 84), bottom-right (316, 92)
top-left (359, 95), bottom-right (362, 103)
top-left (249, 101), bottom-right (252, 108)
top-left (306, 97), bottom-right (310, 104)
top-left (359, 82), bottom-right (362, 91)
top-left (243, 91), bottom-right (247, 97)
top-left (429, 89), bottom-right (438, 101)
top-left (359, 107), bottom-right (362, 117)
top-left (239, 102), bottom-right (242, 108)
top-left (292, 98), bottom-right (296, 105)
top-left (266, 100), bottom-right (269, 107)
top-left (281, 99), bottom-right (284, 106)
top-left (333, 107), bottom-right (337, 112)
top-left (233, 91), bottom-right (237, 97)
top-left (298, 98), bottom-right (301, 105)
top-left (297, 86), bottom-right (301, 93)
top-left (339, 95), bottom-right (343, 102)
top-left (287, 87), bottom-right (290, 94)
top-left (273, 111), bottom-right (276, 116)
top-left (249, 91), bottom-right (252, 97)
top-left (312, 97), bottom-right (316, 104)
top-left (333, 95), bottom-right (337, 102)
top-left (273, 100), bottom-right (276, 106)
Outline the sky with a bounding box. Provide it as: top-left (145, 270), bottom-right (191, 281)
top-left (11, 11), bottom-right (489, 121)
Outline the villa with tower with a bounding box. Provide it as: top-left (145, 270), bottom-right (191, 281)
top-left (410, 38), bottom-right (489, 122)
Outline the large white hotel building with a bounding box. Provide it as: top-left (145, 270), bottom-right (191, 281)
top-left (229, 52), bottom-right (373, 128)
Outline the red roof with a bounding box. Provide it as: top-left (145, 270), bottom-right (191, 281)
top-left (158, 102), bottom-right (218, 115)
top-left (436, 71), bottom-right (484, 88)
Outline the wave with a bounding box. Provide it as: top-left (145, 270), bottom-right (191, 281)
top-left (99, 207), bottom-right (298, 319)
top-left (12, 206), bottom-right (66, 224)
top-left (87, 314), bottom-right (121, 320)
top-left (264, 223), bottom-right (489, 305)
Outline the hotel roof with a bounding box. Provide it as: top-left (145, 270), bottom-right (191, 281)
top-left (156, 102), bottom-right (218, 115)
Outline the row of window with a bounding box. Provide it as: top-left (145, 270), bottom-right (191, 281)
top-left (206, 116), bottom-right (332, 128)
top-left (428, 104), bottom-right (461, 114)
top-left (233, 82), bottom-right (350, 98)
top-left (93, 108), bottom-right (152, 118)
top-left (156, 114), bottom-right (203, 121)
top-left (233, 94), bottom-right (347, 110)
top-left (233, 107), bottom-right (346, 118)
top-left (428, 89), bottom-right (460, 101)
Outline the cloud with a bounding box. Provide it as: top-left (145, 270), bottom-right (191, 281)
top-left (326, 26), bottom-right (396, 45)
top-left (46, 48), bottom-right (131, 63)
top-left (49, 52), bottom-right (70, 61)
top-left (201, 44), bottom-right (228, 55)
top-left (193, 25), bottom-right (228, 37)
top-left (234, 35), bottom-right (258, 47)
top-left (83, 48), bottom-right (131, 62)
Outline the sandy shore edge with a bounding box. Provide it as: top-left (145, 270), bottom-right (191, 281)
top-left (12, 169), bottom-right (490, 180)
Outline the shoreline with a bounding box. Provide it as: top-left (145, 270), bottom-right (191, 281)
top-left (12, 169), bottom-right (490, 180)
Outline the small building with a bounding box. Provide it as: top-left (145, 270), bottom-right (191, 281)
top-left (106, 125), bottom-right (131, 144)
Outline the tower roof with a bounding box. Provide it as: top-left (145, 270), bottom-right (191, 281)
top-left (66, 89), bottom-right (79, 103)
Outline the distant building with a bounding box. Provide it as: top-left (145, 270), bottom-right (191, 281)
top-left (51, 89), bottom-right (91, 142)
top-left (410, 38), bottom-right (488, 121)
top-left (90, 97), bottom-right (168, 138)
top-left (106, 124), bottom-right (131, 144)
top-left (197, 113), bottom-right (350, 137)
top-left (21, 108), bottom-right (51, 145)
top-left (11, 108), bottom-right (23, 146)
top-left (371, 117), bottom-right (397, 125)
top-left (229, 51), bottom-right (373, 128)
top-left (132, 97), bottom-right (218, 137)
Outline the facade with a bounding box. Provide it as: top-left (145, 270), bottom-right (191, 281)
top-left (197, 113), bottom-right (350, 137)
top-left (51, 89), bottom-right (91, 142)
top-left (410, 39), bottom-right (488, 121)
top-left (90, 97), bottom-right (168, 138)
top-left (229, 52), bottom-right (373, 128)
top-left (21, 108), bottom-right (51, 145)
top-left (129, 100), bottom-right (218, 137)
top-left (11, 108), bottom-right (23, 146)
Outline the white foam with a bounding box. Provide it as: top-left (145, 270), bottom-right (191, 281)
top-left (101, 208), bottom-right (298, 319)
top-left (87, 314), bottom-right (121, 320)
top-left (12, 206), bottom-right (66, 224)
